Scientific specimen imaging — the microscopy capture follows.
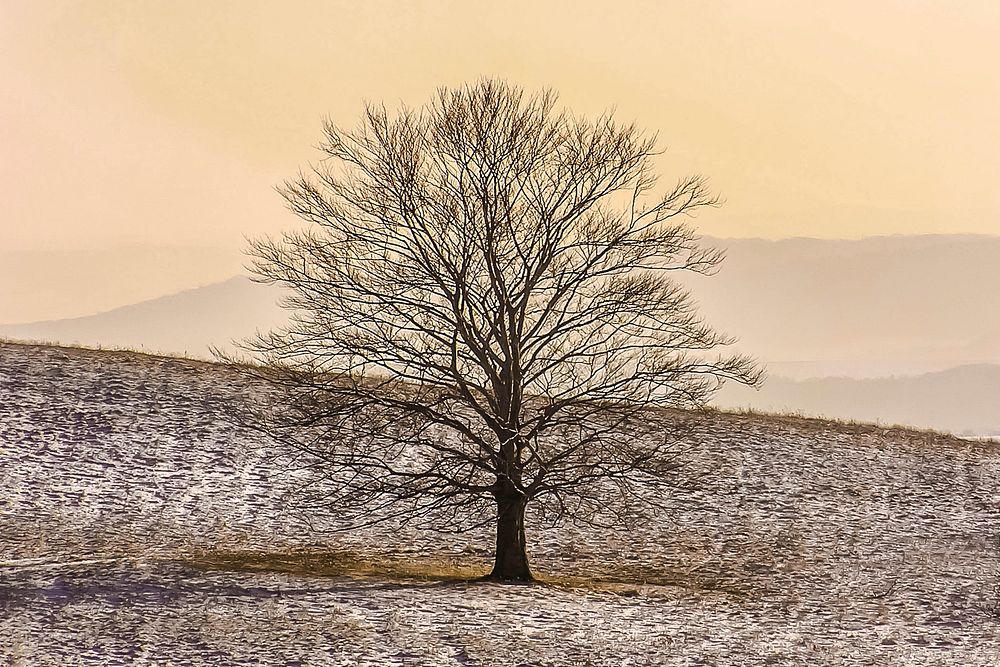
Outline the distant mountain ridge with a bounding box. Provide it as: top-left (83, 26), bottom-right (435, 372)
top-left (4, 235), bottom-right (998, 374)
top-left (0, 245), bottom-right (243, 323)
top-left (690, 234), bottom-right (1000, 377)
top-left (2, 235), bottom-right (999, 435)
top-left (0, 276), bottom-right (286, 359)
top-left (716, 363), bottom-right (1000, 437)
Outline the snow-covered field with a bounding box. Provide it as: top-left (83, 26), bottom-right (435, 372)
top-left (3, 341), bottom-right (1000, 665)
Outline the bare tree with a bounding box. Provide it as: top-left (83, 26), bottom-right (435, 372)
top-left (234, 80), bottom-right (760, 581)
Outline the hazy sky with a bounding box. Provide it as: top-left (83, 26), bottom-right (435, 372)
top-left (4, 0), bottom-right (1000, 249)
top-left (2, 1), bottom-right (1000, 322)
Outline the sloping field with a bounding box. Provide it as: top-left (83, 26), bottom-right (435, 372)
top-left (2, 341), bottom-right (999, 665)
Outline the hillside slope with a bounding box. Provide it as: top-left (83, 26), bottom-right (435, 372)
top-left (2, 342), bottom-right (999, 664)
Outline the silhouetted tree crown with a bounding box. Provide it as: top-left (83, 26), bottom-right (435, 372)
top-left (237, 80), bottom-right (761, 581)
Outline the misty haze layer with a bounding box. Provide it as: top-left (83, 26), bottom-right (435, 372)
top-left (691, 234), bottom-right (1000, 378)
top-left (715, 365), bottom-right (1000, 438)
top-left (2, 235), bottom-right (997, 436)
top-left (0, 277), bottom-right (286, 360)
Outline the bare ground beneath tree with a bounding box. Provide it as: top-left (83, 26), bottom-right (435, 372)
top-left (3, 341), bottom-right (1000, 665)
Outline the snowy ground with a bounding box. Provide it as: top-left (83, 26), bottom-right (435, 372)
top-left (2, 341), bottom-right (1000, 665)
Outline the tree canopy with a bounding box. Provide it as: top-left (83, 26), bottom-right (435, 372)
top-left (235, 80), bottom-right (761, 581)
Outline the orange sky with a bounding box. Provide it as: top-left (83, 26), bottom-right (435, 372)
top-left (2, 0), bottom-right (999, 252)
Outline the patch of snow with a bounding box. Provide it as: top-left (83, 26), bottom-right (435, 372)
top-left (2, 342), bottom-right (1000, 665)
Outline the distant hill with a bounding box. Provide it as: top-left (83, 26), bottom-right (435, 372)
top-left (0, 245), bottom-right (243, 323)
top-left (691, 234), bottom-right (1000, 378)
top-left (2, 235), bottom-right (999, 434)
top-left (716, 364), bottom-right (1000, 437)
top-left (0, 276), bottom-right (286, 359)
top-left (3, 235), bottom-right (998, 376)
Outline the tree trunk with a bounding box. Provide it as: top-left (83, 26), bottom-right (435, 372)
top-left (487, 488), bottom-right (533, 582)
